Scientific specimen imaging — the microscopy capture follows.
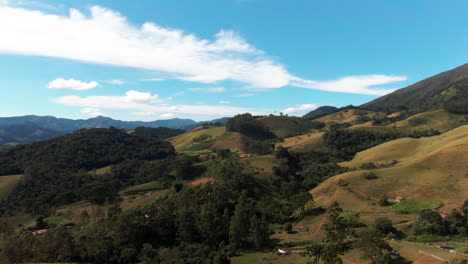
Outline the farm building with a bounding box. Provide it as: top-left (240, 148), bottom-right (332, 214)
top-left (32, 229), bottom-right (47, 236)
top-left (298, 226), bottom-right (309, 232)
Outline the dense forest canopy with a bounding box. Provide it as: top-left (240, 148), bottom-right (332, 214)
top-left (226, 113), bottom-right (276, 140)
top-left (133, 126), bottom-right (186, 140)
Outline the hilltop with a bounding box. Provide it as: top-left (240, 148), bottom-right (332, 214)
top-left (303, 106), bottom-right (338, 120)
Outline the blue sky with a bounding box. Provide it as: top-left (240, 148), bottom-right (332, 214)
top-left (0, 0), bottom-right (467, 121)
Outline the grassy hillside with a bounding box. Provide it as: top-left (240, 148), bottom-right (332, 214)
top-left (312, 125), bottom-right (468, 212)
top-left (257, 116), bottom-right (320, 138)
top-left (168, 125), bottom-right (225, 151)
top-left (210, 131), bottom-right (251, 152)
top-left (389, 109), bottom-right (468, 132)
top-left (276, 132), bottom-right (325, 152)
top-left (0, 174), bottom-right (23, 200)
top-left (315, 108), bottom-right (386, 125)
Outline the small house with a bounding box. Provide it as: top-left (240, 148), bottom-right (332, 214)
top-left (437, 243), bottom-right (448, 249)
top-left (277, 248), bottom-right (289, 255)
top-left (298, 226), bottom-right (309, 232)
top-left (32, 229), bottom-right (47, 236)
top-left (395, 196), bottom-right (404, 202)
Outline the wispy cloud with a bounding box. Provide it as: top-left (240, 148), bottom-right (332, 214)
top-left (282, 104), bottom-right (317, 114)
top-left (189, 87), bottom-right (226, 93)
top-left (53, 90), bottom-right (259, 116)
top-left (106, 79), bottom-right (125, 85)
top-left (219, 100), bottom-right (231, 104)
top-left (0, 5), bottom-right (406, 95)
top-left (47, 78), bottom-right (98, 90)
top-left (140, 78), bottom-right (164, 82)
top-left (237, 93), bottom-right (254, 97)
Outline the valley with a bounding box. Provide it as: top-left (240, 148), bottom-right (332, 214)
top-left (0, 65), bottom-right (468, 264)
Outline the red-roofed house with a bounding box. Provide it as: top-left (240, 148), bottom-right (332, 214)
top-left (32, 229), bottom-right (47, 236)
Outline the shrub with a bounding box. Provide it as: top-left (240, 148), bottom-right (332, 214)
top-left (408, 117), bottom-right (428, 126)
top-left (363, 172), bottom-right (379, 180)
top-left (360, 162), bottom-right (377, 170)
top-left (338, 179), bottom-right (349, 186)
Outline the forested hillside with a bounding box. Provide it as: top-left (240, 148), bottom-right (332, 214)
top-left (0, 127), bottom-right (175, 214)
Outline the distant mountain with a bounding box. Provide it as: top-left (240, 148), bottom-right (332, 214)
top-left (0, 122), bottom-right (62, 148)
top-left (0, 115), bottom-right (230, 148)
top-left (362, 63), bottom-right (468, 113)
top-left (0, 115), bottom-right (231, 133)
top-left (303, 106), bottom-right (338, 120)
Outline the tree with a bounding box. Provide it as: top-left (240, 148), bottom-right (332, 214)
top-left (283, 222), bottom-right (293, 233)
top-left (373, 217), bottom-right (396, 236)
top-left (356, 230), bottom-right (394, 264)
top-left (229, 198), bottom-right (250, 250)
top-left (323, 202), bottom-right (354, 243)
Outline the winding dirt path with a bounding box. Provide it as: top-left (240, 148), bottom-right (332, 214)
top-left (312, 215), bottom-right (327, 236)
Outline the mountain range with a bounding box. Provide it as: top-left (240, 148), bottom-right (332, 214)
top-left (0, 115), bottom-right (228, 148)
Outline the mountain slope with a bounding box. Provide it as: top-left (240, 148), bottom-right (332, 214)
top-left (0, 122), bottom-right (63, 148)
top-left (362, 63), bottom-right (468, 113)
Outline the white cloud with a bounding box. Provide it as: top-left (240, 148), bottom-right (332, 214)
top-left (290, 75), bottom-right (406, 96)
top-left (282, 104), bottom-right (317, 114)
top-left (53, 90), bottom-right (259, 116)
top-left (0, 0), bottom-right (9, 6)
top-left (219, 100), bottom-right (231, 104)
top-left (160, 113), bottom-right (175, 118)
top-left (80, 107), bottom-right (105, 116)
top-left (47, 78), bottom-right (98, 90)
top-left (189, 87), bottom-right (226, 93)
top-left (0, 5), bottom-right (406, 95)
top-left (107, 79), bottom-right (124, 85)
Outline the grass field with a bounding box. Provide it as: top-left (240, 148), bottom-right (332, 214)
top-left (118, 180), bottom-right (167, 194)
top-left (0, 174), bottom-right (23, 199)
top-left (390, 198), bottom-right (441, 213)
